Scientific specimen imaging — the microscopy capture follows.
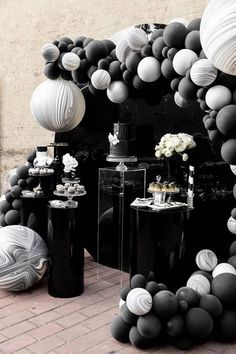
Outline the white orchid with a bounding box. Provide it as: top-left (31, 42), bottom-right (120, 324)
top-left (154, 133), bottom-right (196, 160)
top-left (108, 133), bottom-right (119, 145)
top-left (62, 153), bottom-right (78, 173)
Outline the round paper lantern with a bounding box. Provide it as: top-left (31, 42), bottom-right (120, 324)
top-left (200, 0), bottom-right (236, 76)
top-left (153, 290), bottom-right (178, 318)
top-left (212, 262), bottom-right (236, 278)
top-left (205, 85), bottom-right (232, 110)
top-left (126, 288), bottom-right (152, 315)
top-left (0, 226), bottom-right (48, 291)
top-left (211, 273), bottom-right (236, 307)
top-left (137, 313), bottom-right (162, 338)
top-left (85, 40), bottom-right (108, 64)
top-left (190, 59), bottom-right (218, 87)
top-left (221, 139), bottom-right (236, 164)
top-left (107, 81), bottom-right (129, 103)
top-left (166, 314), bottom-right (185, 337)
top-left (137, 57), bottom-right (161, 83)
top-left (31, 77), bottom-right (86, 132)
top-left (185, 307), bottom-right (213, 339)
top-left (199, 294), bottom-right (222, 319)
top-left (163, 22), bottom-right (187, 48)
top-left (120, 303), bottom-right (138, 325)
top-left (172, 49), bottom-right (198, 76)
top-left (91, 69), bottom-right (111, 90)
top-left (110, 316), bottom-right (131, 343)
top-left (186, 274), bottom-right (210, 296)
top-left (174, 91), bottom-right (191, 108)
top-left (216, 105), bottom-right (236, 136)
top-left (184, 30), bottom-right (201, 54)
top-left (175, 287), bottom-right (199, 307)
top-left (126, 28), bottom-right (148, 51)
top-left (219, 310), bottom-right (236, 341)
top-left (61, 52), bottom-right (81, 71)
top-left (130, 274), bottom-right (147, 288)
top-left (115, 38), bottom-right (132, 63)
top-left (195, 249), bottom-right (218, 271)
top-left (41, 43), bottom-right (60, 62)
top-left (227, 216), bottom-right (236, 234)
top-left (229, 240), bottom-right (236, 256)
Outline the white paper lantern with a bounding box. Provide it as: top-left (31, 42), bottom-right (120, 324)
top-left (115, 38), bottom-right (132, 63)
top-left (126, 288), bottom-right (152, 315)
top-left (187, 274), bottom-right (211, 296)
top-left (227, 216), bottom-right (236, 234)
top-left (200, 0), bottom-right (236, 76)
top-left (195, 249), bottom-right (218, 271)
top-left (0, 225), bottom-right (48, 291)
top-left (190, 59), bottom-right (218, 87)
top-left (41, 43), bottom-right (60, 62)
top-left (126, 28), bottom-right (148, 52)
top-left (107, 81), bottom-right (129, 103)
top-left (174, 91), bottom-right (191, 108)
top-left (62, 52), bottom-right (81, 71)
top-left (212, 262), bottom-right (236, 278)
top-left (31, 77), bottom-right (86, 132)
top-left (173, 49), bottom-right (198, 76)
top-left (205, 85), bottom-right (232, 110)
top-left (91, 69), bottom-right (111, 90)
top-left (137, 57), bottom-right (161, 82)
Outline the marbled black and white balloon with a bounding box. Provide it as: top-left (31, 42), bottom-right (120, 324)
top-left (195, 249), bottom-right (218, 271)
top-left (0, 225), bottom-right (48, 291)
top-left (126, 288), bottom-right (152, 315)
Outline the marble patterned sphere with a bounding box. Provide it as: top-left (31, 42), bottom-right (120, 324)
top-left (227, 216), bottom-right (236, 234)
top-left (190, 59), bottom-right (218, 87)
top-left (200, 0), bottom-right (236, 76)
top-left (187, 274), bottom-right (211, 296)
top-left (115, 38), bottom-right (132, 63)
top-left (195, 249), bottom-right (218, 271)
top-left (91, 69), bottom-right (111, 90)
top-left (126, 288), bottom-right (152, 315)
top-left (62, 52), bottom-right (81, 71)
top-left (212, 262), bottom-right (236, 278)
top-left (31, 77), bottom-right (86, 132)
top-left (41, 43), bottom-right (60, 62)
top-left (126, 28), bottom-right (148, 52)
top-left (0, 225), bottom-right (48, 291)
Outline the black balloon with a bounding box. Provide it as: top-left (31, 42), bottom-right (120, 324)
top-left (67, 43), bottom-right (75, 52)
top-left (145, 281), bottom-right (160, 296)
top-left (87, 65), bottom-right (97, 79)
top-left (120, 285), bottom-right (132, 301)
top-left (0, 200), bottom-right (12, 214)
top-left (187, 18), bottom-right (201, 32)
top-left (150, 28), bottom-right (164, 41)
top-left (204, 117), bottom-right (216, 130)
top-left (221, 139), bottom-right (236, 164)
top-left (12, 198), bottom-right (22, 210)
top-left (83, 37), bottom-right (94, 48)
top-left (218, 310), bottom-right (236, 341)
top-left (185, 307), bottom-right (213, 339)
top-left (137, 313), bottom-right (162, 338)
top-left (129, 326), bottom-right (155, 349)
top-left (167, 47), bottom-right (178, 61)
top-left (175, 287), bottom-right (199, 307)
top-left (85, 40), bottom-right (108, 64)
top-left (74, 36), bottom-right (87, 47)
top-left (72, 68), bottom-right (88, 84)
top-left (10, 185), bottom-right (22, 198)
top-left (178, 77), bottom-right (198, 100)
top-left (227, 255), bottom-right (236, 268)
top-left (110, 316), bottom-right (131, 343)
top-left (0, 214), bottom-right (6, 227)
top-left (152, 37), bottom-right (166, 60)
top-left (120, 303), bottom-right (138, 325)
top-left (109, 61), bottom-right (122, 80)
top-left (58, 42), bottom-right (67, 53)
top-left (5, 192), bottom-right (14, 203)
top-left (123, 70), bottom-right (134, 85)
top-left (132, 75), bottom-right (146, 90)
top-left (170, 77), bottom-right (181, 91)
top-left (10, 175), bottom-right (19, 187)
top-left (161, 59), bottom-right (176, 80)
top-left (216, 105), bottom-right (236, 136)
top-left (5, 209), bottom-right (21, 225)
top-left (125, 52), bottom-right (142, 73)
top-left (59, 36), bottom-right (73, 45)
top-left (199, 294), bottom-right (222, 318)
top-left (141, 44), bottom-right (152, 57)
top-left (184, 30), bottom-right (201, 54)
top-left (163, 22), bottom-right (187, 48)
top-left (211, 273), bottom-right (236, 307)
top-left (130, 274), bottom-right (147, 288)
top-left (229, 240), bottom-right (236, 256)
top-left (16, 165), bottom-right (29, 179)
top-left (102, 39), bottom-right (116, 52)
top-left (97, 58), bottom-right (109, 70)
top-left (77, 48), bottom-right (86, 59)
top-left (166, 314), bottom-right (185, 337)
top-left (60, 69), bottom-right (72, 81)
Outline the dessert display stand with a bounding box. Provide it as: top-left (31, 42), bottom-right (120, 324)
top-left (106, 156), bottom-right (137, 171)
top-left (97, 166), bottom-right (146, 286)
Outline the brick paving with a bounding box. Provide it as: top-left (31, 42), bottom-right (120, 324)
top-left (0, 252), bottom-right (235, 353)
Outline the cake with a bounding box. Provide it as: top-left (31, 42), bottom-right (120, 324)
top-left (108, 122), bottom-right (132, 158)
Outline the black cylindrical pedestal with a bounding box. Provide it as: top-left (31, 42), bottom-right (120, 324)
top-left (47, 206), bottom-right (84, 298)
top-left (130, 206), bottom-right (187, 291)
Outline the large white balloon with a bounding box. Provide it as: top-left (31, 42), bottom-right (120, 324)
top-left (137, 57), bottom-right (161, 82)
top-left (31, 77), bottom-right (86, 132)
top-left (200, 0), bottom-right (236, 75)
top-left (107, 81), bottom-right (129, 103)
top-left (173, 49), bottom-right (198, 76)
top-left (91, 69), bottom-right (111, 90)
top-left (205, 85), bottom-right (232, 110)
top-left (126, 28), bottom-right (148, 51)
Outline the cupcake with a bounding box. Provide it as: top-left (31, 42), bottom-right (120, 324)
top-left (56, 184), bottom-right (65, 193)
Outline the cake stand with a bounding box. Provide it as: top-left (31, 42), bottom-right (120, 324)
top-left (106, 156), bottom-right (137, 171)
top-left (53, 189), bottom-right (86, 208)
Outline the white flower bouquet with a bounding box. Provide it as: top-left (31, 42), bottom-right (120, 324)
top-left (62, 153), bottom-right (78, 177)
top-left (155, 133), bottom-right (196, 161)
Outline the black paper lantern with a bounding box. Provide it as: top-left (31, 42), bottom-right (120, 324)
top-left (163, 22), bottom-right (187, 48)
top-left (5, 209), bottom-right (21, 225)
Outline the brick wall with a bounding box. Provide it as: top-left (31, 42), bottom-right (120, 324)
top-left (0, 0), bottom-right (208, 193)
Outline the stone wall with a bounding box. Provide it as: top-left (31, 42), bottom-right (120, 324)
top-left (0, 0), bottom-right (207, 193)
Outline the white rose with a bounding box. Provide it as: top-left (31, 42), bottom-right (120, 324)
top-left (155, 150), bottom-right (161, 158)
top-left (182, 153), bottom-right (189, 161)
top-left (165, 149), bottom-right (173, 157)
top-left (175, 143), bottom-right (186, 152)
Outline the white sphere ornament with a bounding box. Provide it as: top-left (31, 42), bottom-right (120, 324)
top-left (205, 85), bottom-right (232, 110)
top-left (107, 81), bottom-right (129, 103)
top-left (195, 249), bottom-right (218, 271)
top-left (174, 91), bottom-right (191, 108)
top-left (227, 216), bottom-right (236, 235)
top-left (212, 262), bottom-right (236, 278)
top-left (137, 57), bottom-right (161, 83)
top-left (91, 69), bottom-right (111, 90)
top-left (126, 288), bottom-right (152, 315)
top-left (200, 0), bottom-right (236, 76)
top-left (126, 27), bottom-right (148, 51)
top-left (172, 49), bottom-right (198, 76)
top-left (190, 59), bottom-right (218, 87)
top-left (115, 38), bottom-right (132, 63)
top-left (230, 165), bottom-right (236, 175)
top-left (31, 77), bottom-right (86, 132)
top-left (0, 225), bottom-right (48, 291)
top-left (62, 52), bottom-right (81, 71)
top-left (41, 43), bottom-right (60, 62)
top-left (187, 274), bottom-right (211, 296)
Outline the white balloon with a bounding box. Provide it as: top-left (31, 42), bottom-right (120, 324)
top-left (137, 57), bottom-right (161, 82)
top-left (190, 59), bottom-right (218, 87)
top-left (41, 43), bottom-right (60, 62)
top-left (173, 49), bottom-right (198, 76)
top-left (227, 216), bottom-right (236, 235)
top-left (31, 77), bottom-right (86, 132)
top-left (212, 262), bottom-right (236, 278)
top-left (126, 27), bottom-right (148, 51)
top-left (91, 69), bottom-right (111, 90)
top-left (107, 81), bottom-right (129, 103)
top-left (195, 249), bottom-right (218, 271)
top-left (187, 274), bottom-right (211, 296)
top-left (205, 85), bottom-right (232, 110)
top-left (200, 0), bottom-right (236, 75)
top-left (126, 288), bottom-right (152, 315)
top-left (62, 52), bottom-right (81, 71)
